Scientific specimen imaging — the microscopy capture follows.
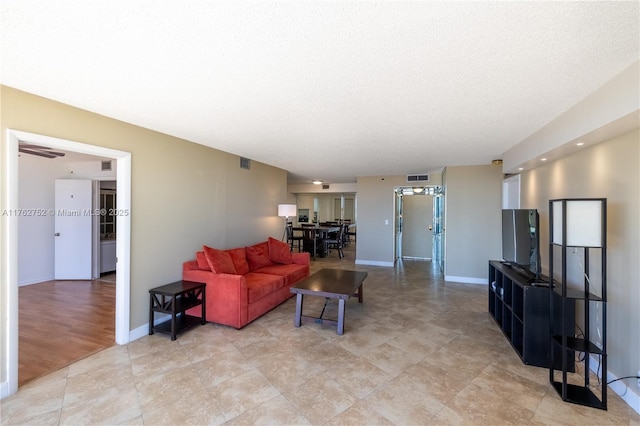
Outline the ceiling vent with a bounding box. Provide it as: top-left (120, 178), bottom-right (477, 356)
top-left (322, 184), bottom-right (330, 190)
top-left (101, 160), bottom-right (112, 171)
top-left (406, 174), bottom-right (430, 183)
top-left (240, 157), bottom-right (251, 170)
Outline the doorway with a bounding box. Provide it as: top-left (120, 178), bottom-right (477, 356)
top-left (394, 186), bottom-right (444, 272)
top-left (3, 129), bottom-right (131, 398)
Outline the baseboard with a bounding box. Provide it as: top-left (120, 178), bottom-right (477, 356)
top-left (355, 259), bottom-right (394, 267)
top-left (444, 275), bottom-right (487, 285)
top-left (129, 313), bottom-right (171, 342)
top-left (587, 354), bottom-right (640, 415)
top-left (18, 275), bottom-right (55, 286)
top-left (1, 379), bottom-right (9, 399)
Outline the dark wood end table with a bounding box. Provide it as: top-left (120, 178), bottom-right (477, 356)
top-left (149, 280), bottom-right (206, 340)
top-left (290, 268), bottom-right (367, 335)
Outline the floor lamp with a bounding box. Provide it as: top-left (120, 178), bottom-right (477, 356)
top-left (278, 204), bottom-right (297, 241)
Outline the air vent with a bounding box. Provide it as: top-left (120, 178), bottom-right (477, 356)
top-left (407, 174), bottom-right (429, 183)
top-left (322, 184), bottom-right (330, 190)
top-left (240, 157), bottom-right (251, 170)
top-left (101, 160), bottom-right (112, 171)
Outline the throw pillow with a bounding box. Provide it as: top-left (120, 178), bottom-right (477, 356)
top-left (245, 241), bottom-right (274, 271)
top-left (195, 251), bottom-right (211, 271)
top-left (226, 247), bottom-right (250, 275)
top-left (203, 245), bottom-right (237, 274)
top-left (268, 237), bottom-right (293, 264)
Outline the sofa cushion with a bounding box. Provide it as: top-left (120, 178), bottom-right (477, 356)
top-left (245, 241), bottom-right (274, 271)
top-left (245, 272), bottom-right (285, 303)
top-left (267, 237), bottom-right (293, 264)
top-left (203, 245), bottom-right (237, 274)
top-left (226, 247), bottom-right (250, 275)
top-left (195, 251), bottom-right (211, 271)
top-left (256, 263), bottom-right (308, 286)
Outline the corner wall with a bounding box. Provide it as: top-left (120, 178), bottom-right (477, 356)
top-left (443, 164), bottom-right (503, 283)
top-left (520, 129), bottom-right (640, 409)
top-left (0, 86), bottom-right (288, 390)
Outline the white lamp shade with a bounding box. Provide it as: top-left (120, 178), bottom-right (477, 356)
top-left (552, 199), bottom-right (604, 247)
top-left (278, 204), bottom-right (297, 218)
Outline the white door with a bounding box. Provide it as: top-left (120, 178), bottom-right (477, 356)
top-left (54, 179), bottom-right (93, 279)
top-left (402, 195), bottom-right (433, 259)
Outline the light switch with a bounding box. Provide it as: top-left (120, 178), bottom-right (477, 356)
top-left (384, 219), bottom-right (389, 225)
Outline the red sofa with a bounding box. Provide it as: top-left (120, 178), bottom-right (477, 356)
top-left (183, 237), bottom-right (310, 329)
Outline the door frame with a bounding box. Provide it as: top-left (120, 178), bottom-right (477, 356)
top-left (2, 129), bottom-right (132, 398)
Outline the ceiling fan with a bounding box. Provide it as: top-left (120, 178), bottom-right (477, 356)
top-left (18, 143), bottom-right (66, 159)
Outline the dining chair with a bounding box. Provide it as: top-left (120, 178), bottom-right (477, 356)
top-left (324, 224), bottom-right (345, 259)
top-left (286, 223), bottom-right (304, 252)
top-left (300, 224), bottom-right (315, 253)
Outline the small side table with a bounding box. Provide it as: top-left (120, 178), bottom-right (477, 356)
top-left (149, 280), bottom-right (206, 340)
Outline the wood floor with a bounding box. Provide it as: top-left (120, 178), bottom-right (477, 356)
top-left (18, 275), bottom-right (116, 386)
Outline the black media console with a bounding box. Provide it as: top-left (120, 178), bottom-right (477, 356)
top-left (488, 260), bottom-right (575, 369)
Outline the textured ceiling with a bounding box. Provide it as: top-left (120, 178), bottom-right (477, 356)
top-left (1, 1), bottom-right (638, 184)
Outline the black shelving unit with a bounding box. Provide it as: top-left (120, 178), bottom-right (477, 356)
top-left (549, 198), bottom-right (607, 410)
top-left (488, 261), bottom-right (574, 369)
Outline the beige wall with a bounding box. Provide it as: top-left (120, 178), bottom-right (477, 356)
top-left (355, 175), bottom-right (408, 265)
top-left (1, 86), bottom-right (288, 384)
top-left (520, 129), bottom-right (639, 394)
top-left (355, 173), bottom-right (443, 265)
top-left (443, 165), bottom-right (504, 281)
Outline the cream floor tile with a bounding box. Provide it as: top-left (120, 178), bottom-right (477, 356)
top-left (445, 382), bottom-right (536, 425)
top-left (135, 363), bottom-right (203, 414)
top-left (209, 369), bottom-right (281, 422)
top-left (337, 321), bottom-right (401, 356)
top-left (252, 353), bottom-right (326, 394)
top-left (141, 391), bottom-right (225, 426)
top-left (117, 416), bottom-right (144, 426)
top-left (386, 326), bottom-right (451, 356)
top-left (282, 374), bottom-right (357, 425)
top-left (327, 356), bottom-right (395, 399)
top-left (194, 348), bottom-right (256, 389)
top-left (126, 333), bottom-right (177, 360)
top-left (59, 387), bottom-right (141, 425)
top-left (129, 340), bottom-right (190, 377)
top-left (224, 394), bottom-right (311, 426)
top-left (326, 400), bottom-right (396, 426)
top-left (62, 361), bottom-right (136, 406)
top-left (470, 364), bottom-right (548, 412)
top-left (361, 342), bottom-right (424, 375)
top-left (404, 360), bottom-right (469, 404)
top-left (0, 368), bottom-right (67, 424)
top-left (533, 391), bottom-right (631, 425)
top-left (365, 371), bottom-right (446, 424)
top-left (1, 408), bottom-right (61, 426)
top-left (422, 345), bottom-right (492, 382)
top-left (66, 343), bottom-right (130, 377)
top-left (4, 247), bottom-right (639, 426)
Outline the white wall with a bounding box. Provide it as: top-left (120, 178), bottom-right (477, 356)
top-left (17, 155), bottom-right (65, 285)
top-left (17, 157), bottom-right (117, 286)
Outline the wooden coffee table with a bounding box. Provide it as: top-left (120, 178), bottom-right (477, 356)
top-left (290, 268), bottom-right (367, 335)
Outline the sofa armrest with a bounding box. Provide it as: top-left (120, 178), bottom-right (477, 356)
top-left (292, 252), bottom-right (310, 266)
top-left (183, 260), bottom-right (200, 271)
top-left (182, 269), bottom-right (249, 328)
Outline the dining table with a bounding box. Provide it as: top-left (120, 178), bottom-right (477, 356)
top-left (291, 225), bottom-right (339, 259)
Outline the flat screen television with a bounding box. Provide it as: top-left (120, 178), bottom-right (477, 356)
top-left (502, 209), bottom-right (541, 282)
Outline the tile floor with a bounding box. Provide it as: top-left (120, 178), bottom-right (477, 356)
top-left (2, 243), bottom-right (639, 425)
